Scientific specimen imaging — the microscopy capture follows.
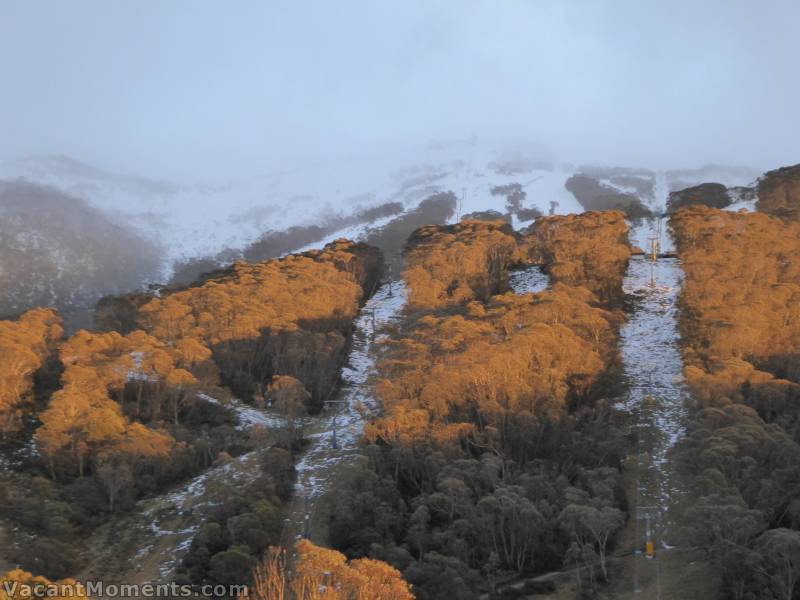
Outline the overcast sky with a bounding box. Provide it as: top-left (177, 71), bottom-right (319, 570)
top-left (0, 0), bottom-right (797, 179)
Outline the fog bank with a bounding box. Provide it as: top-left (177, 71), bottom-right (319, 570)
top-left (1, 0), bottom-right (797, 179)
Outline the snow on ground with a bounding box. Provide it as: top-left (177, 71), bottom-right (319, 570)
top-left (286, 280), bottom-right (407, 541)
top-left (665, 164), bottom-right (760, 190)
top-left (197, 393), bottom-right (284, 431)
top-left (0, 436), bottom-right (38, 471)
top-left (619, 171), bottom-right (692, 543)
top-left (627, 169), bottom-right (760, 256)
top-left (507, 187), bottom-right (690, 542)
top-left (0, 146), bottom-right (580, 267)
top-left (620, 171), bottom-right (758, 546)
top-left (726, 198), bottom-right (757, 212)
top-left (508, 265), bottom-right (549, 294)
top-left (726, 183), bottom-right (758, 212)
top-left (291, 213), bottom-right (399, 255)
top-left (617, 255), bottom-right (691, 546)
top-left (127, 392), bottom-right (295, 575)
top-left (1, 151), bottom-right (763, 287)
top-left (629, 217), bottom-right (672, 254)
top-left (114, 280), bottom-right (409, 577)
top-left (628, 171), bottom-right (671, 254)
top-left (453, 166), bottom-right (583, 220)
top-left (109, 391), bottom-right (287, 580)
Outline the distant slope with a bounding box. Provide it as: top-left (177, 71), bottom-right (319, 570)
top-left (0, 146), bottom-right (763, 321)
top-left (0, 179), bottom-right (161, 326)
top-left (0, 146), bottom-right (581, 264)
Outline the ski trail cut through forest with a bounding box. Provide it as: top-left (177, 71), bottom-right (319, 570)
top-left (84, 398), bottom-right (282, 584)
top-left (617, 249), bottom-right (691, 547)
top-left (83, 282), bottom-right (406, 584)
top-left (282, 280), bottom-right (407, 544)
top-left (283, 267), bottom-right (544, 545)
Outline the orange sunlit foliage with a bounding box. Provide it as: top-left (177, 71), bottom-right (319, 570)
top-left (370, 215), bottom-right (623, 458)
top-left (757, 163), bottom-right (800, 221)
top-left (34, 328), bottom-right (194, 478)
top-left (671, 207), bottom-right (800, 368)
top-left (0, 569), bottom-right (89, 600)
top-left (59, 329), bottom-right (206, 418)
top-left (520, 211), bottom-right (631, 305)
top-left (367, 284), bottom-right (620, 460)
top-left (36, 370), bottom-right (126, 477)
top-left (31, 241), bottom-right (382, 481)
top-left (671, 207), bottom-right (800, 444)
top-left (139, 258), bottom-right (360, 344)
top-left (0, 308), bottom-right (63, 435)
top-left (671, 199), bottom-right (800, 599)
top-left (249, 540), bottom-right (414, 600)
top-left (403, 220), bottom-right (518, 310)
top-left (135, 240), bottom-right (382, 405)
top-left (333, 220), bottom-right (627, 594)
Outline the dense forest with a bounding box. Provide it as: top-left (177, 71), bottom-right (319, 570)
top-left (521, 211), bottom-right (631, 306)
top-left (248, 540), bottom-right (413, 600)
top-left (100, 239), bottom-right (382, 407)
top-left (0, 240), bottom-right (387, 586)
top-left (170, 191), bottom-right (458, 287)
top-left (403, 220), bottom-right (518, 309)
top-left (0, 308), bottom-right (63, 436)
top-left (757, 164), bottom-right (800, 220)
top-left (564, 175), bottom-right (651, 219)
top-left (4, 170), bottom-right (800, 598)
top-left (671, 206), bottom-right (800, 599)
top-left (326, 214), bottom-right (631, 599)
top-left (4, 0), bottom-right (800, 595)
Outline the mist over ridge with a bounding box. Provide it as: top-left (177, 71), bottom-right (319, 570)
top-left (0, 0), bottom-right (797, 325)
top-left (3, 3), bottom-right (800, 597)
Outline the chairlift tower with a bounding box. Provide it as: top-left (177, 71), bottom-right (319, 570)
top-left (648, 217), bottom-right (662, 262)
top-left (633, 506), bottom-right (660, 595)
top-left (638, 506), bottom-right (659, 559)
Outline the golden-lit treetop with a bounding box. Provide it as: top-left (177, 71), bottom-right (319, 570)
top-left (0, 569), bottom-right (88, 600)
top-left (0, 308), bottom-right (63, 435)
top-left (249, 540), bottom-right (414, 600)
top-left (369, 283), bottom-right (618, 449)
top-left (404, 220), bottom-right (518, 310)
top-left (671, 206), bottom-right (800, 366)
top-left (521, 210), bottom-right (631, 305)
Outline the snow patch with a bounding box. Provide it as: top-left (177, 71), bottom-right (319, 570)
top-left (508, 266), bottom-right (549, 294)
top-left (617, 254), bottom-right (690, 541)
top-left (286, 281), bottom-right (407, 538)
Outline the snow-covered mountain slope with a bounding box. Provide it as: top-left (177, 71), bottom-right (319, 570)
top-left (0, 179), bottom-right (162, 322)
top-left (625, 166), bottom-right (763, 254)
top-left (0, 145), bottom-right (580, 265)
top-left (0, 144), bottom-right (762, 279)
top-left (664, 164), bottom-right (760, 192)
